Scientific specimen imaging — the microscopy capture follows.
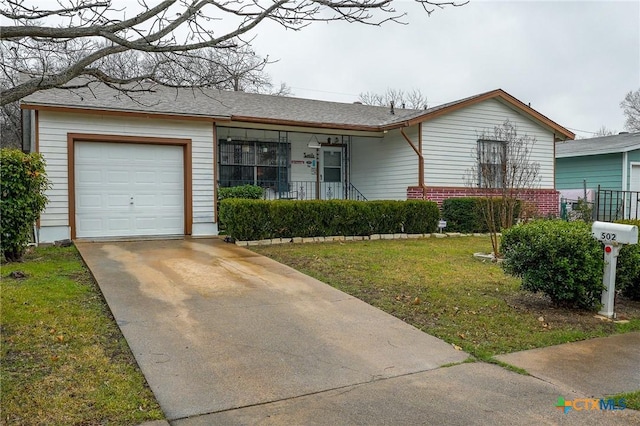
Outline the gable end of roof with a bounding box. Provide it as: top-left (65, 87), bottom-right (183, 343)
top-left (389, 89), bottom-right (574, 141)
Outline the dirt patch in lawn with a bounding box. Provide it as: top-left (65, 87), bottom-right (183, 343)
top-left (505, 291), bottom-right (640, 331)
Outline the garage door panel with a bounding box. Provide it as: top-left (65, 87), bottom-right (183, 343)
top-left (162, 195), bottom-right (183, 208)
top-left (134, 217), bottom-right (158, 230)
top-left (77, 217), bottom-right (104, 233)
top-left (75, 142), bottom-right (184, 238)
top-left (78, 169), bottom-right (102, 184)
top-left (107, 217), bottom-right (133, 233)
top-left (135, 194), bottom-right (158, 207)
top-left (134, 171), bottom-right (158, 184)
top-left (77, 194), bottom-right (103, 209)
top-left (161, 171), bottom-right (182, 184)
top-left (107, 194), bottom-right (132, 209)
top-left (107, 170), bottom-right (131, 184)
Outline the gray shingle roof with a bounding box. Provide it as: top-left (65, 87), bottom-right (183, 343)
top-left (20, 79), bottom-right (573, 139)
top-left (556, 132), bottom-right (640, 158)
top-left (21, 79), bottom-right (423, 129)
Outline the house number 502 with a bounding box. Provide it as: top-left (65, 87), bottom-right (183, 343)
top-left (601, 232), bottom-right (617, 241)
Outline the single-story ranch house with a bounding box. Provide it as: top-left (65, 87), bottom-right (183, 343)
top-left (21, 81), bottom-right (574, 243)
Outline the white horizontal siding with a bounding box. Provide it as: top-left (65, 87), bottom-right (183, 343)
top-left (38, 111), bottom-right (214, 229)
top-left (351, 127), bottom-right (419, 200)
top-left (288, 132), bottom-right (322, 183)
top-left (422, 98), bottom-right (555, 189)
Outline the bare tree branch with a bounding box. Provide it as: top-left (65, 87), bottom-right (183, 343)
top-left (464, 120), bottom-right (540, 257)
top-left (358, 88), bottom-right (428, 109)
top-left (621, 88), bottom-right (640, 132)
top-left (593, 125), bottom-right (616, 137)
top-left (1, 0), bottom-right (111, 20)
top-left (1, 0), bottom-right (466, 105)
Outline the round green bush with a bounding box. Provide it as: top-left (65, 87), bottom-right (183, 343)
top-left (501, 220), bottom-right (604, 309)
top-left (1, 149), bottom-right (50, 262)
top-left (615, 220), bottom-right (640, 300)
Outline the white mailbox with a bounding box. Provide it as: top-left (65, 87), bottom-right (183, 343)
top-left (592, 221), bottom-right (638, 245)
top-left (591, 221), bottom-right (639, 319)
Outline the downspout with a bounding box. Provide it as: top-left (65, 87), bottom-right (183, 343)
top-left (213, 123), bottom-right (218, 224)
top-left (622, 151), bottom-right (629, 191)
top-left (400, 124), bottom-right (428, 199)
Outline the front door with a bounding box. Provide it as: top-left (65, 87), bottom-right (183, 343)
top-left (320, 148), bottom-right (343, 199)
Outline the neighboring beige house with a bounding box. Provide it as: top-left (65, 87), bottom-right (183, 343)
top-left (21, 81), bottom-right (574, 242)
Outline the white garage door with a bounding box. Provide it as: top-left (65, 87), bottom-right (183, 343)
top-left (75, 142), bottom-right (184, 238)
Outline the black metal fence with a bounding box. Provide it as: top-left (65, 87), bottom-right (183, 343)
top-left (560, 197), bottom-right (596, 222)
top-left (596, 186), bottom-right (640, 221)
top-left (221, 180), bottom-right (368, 201)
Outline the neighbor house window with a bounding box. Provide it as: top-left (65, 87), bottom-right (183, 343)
top-left (219, 140), bottom-right (290, 189)
top-left (477, 139), bottom-right (506, 188)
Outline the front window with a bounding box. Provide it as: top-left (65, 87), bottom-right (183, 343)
top-left (477, 139), bottom-right (506, 188)
top-left (219, 140), bottom-right (289, 190)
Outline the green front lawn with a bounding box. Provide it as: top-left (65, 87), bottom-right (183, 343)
top-left (608, 391), bottom-right (640, 411)
top-left (252, 237), bottom-right (640, 361)
top-left (1, 246), bottom-right (163, 425)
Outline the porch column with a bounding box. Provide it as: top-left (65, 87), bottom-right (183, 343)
top-left (400, 124), bottom-right (427, 199)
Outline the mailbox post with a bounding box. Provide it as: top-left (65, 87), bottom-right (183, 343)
top-left (591, 221), bottom-right (639, 319)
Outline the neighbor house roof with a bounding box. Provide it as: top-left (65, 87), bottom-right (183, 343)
top-left (21, 79), bottom-right (574, 139)
top-left (556, 132), bottom-right (640, 158)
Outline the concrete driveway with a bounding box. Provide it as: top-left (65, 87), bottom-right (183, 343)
top-left (76, 239), bottom-right (640, 425)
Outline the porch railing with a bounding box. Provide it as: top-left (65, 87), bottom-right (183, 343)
top-left (596, 186), bottom-right (640, 221)
top-left (221, 180), bottom-right (367, 201)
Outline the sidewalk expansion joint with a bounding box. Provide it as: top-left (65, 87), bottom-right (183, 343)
top-left (169, 366), bottom-right (456, 423)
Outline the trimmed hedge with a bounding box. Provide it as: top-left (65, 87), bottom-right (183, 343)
top-left (615, 220), bottom-right (640, 300)
top-left (442, 198), bottom-right (485, 233)
top-left (218, 184), bottom-right (263, 200)
top-left (442, 197), bottom-right (521, 233)
top-left (502, 220), bottom-right (604, 309)
top-left (219, 199), bottom-right (439, 241)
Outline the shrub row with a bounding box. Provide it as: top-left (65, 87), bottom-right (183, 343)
top-left (442, 197), bottom-right (520, 233)
top-left (219, 199), bottom-right (439, 241)
top-left (218, 184), bottom-right (263, 200)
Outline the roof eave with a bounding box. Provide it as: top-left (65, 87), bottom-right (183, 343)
top-left (230, 115), bottom-right (383, 132)
top-left (21, 101), bottom-right (391, 131)
top-left (20, 102), bottom-right (231, 122)
top-left (556, 143), bottom-right (640, 158)
top-left (382, 89), bottom-right (575, 140)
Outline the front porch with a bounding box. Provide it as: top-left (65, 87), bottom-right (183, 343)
top-left (217, 126), bottom-right (371, 201)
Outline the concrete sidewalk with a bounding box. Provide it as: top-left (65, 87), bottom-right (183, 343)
top-left (496, 332), bottom-right (640, 397)
top-left (76, 239), bottom-right (639, 425)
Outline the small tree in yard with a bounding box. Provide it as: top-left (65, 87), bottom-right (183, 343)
top-left (1, 149), bottom-right (49, 262)
top-left (465, 120), bottom-right (540, 257)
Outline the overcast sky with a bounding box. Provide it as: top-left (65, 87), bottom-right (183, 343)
top-left (250, 0), bottom-right (639, 139)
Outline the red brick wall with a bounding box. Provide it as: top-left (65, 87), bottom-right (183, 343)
top-left (407, 186), bottom-right (559, 217)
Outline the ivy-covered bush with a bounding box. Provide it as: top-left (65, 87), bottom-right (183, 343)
top-left (219, 199), bottom-right (439, 241)
top-left (217, 184), bottom-right (263, 200)
top-left (502, 220), bottom-right (604, 309)
top-left (615, 220), bottom-right (640, 300)
top-left (442, 197), bottom-right (521, 233)
top-left (1, 149), bottom-right (50, 262)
